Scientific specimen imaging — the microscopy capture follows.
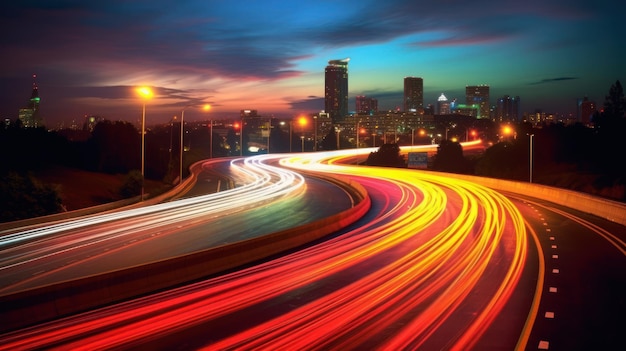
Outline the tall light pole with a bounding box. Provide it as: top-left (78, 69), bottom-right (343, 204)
top-left (356, 121), bottom-right (360, 148)
top-left (181, 104), bottom-right (210, 182)
top-left (297, 116), bottom-right (307, 152)
top-left (136, 87), bottom-right (153, 201)
top-left (179, 108), bottom-right (186, 185)
top-left (313, 115), bottom-right (318, 151)
top-left (529, 133), bottom-right (535, 183)
top-left (238, 119), bottom-right (243, 156)
top-left (288, 121), bottom-right (292, 152)
top-left (266, 118), bottom-right (273, 154)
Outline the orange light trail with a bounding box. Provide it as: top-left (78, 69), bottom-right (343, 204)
top-left (0, 148), bottom-right (530, 350)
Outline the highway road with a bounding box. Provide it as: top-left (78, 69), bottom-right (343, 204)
top-left (0, 156), bottom-right (354, 294)
top-left (1, 146), bottom-right (624, 350)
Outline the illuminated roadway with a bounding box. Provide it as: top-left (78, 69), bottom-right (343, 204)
top-left (0, 157), bottom-right (353, 294)
top-left (0, 145), bottom-right (624, 350)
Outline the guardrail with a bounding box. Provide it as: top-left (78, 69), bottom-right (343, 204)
top-left (0, 173), bottom-right (371, 333)
top-left (436, 172), bottom-right (626, 227)
top-left (3, 157), bottom-right (624, 333)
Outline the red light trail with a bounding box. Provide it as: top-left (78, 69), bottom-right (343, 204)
top-left (0, 147), bottom-right (533, 350)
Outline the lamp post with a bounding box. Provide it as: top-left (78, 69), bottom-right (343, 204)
top-left (313, 115), bottom-right (318, 151)
top-left (179, 108), bottom-right (186, 185)
top-left (181, 104), bottom-right (210, 182)
top-left (297, 116), bottom-right (307, 152)
top-left (136, 87), bottom-right (153, 201)
top-left (335, 126), bottom-right (341, 150)
top-left (288, 121), bottom-right (292, 152)
top-left (529, 133), bottom-right (535, 183)
top-left (267, 118), bottom-right (271, 154)
top-left (238, 119), bottom-right (243, 156)
top-left (209, 119), bottom-right (213, 159)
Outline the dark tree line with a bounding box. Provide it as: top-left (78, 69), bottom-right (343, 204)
top-left (0, 119), bottom-right (232, 221)
top-left (365, 80), bottom-right (626, 202)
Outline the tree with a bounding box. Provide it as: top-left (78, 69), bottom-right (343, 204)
top-left (366, 143), bottom-right (405, 167)
top-left (592, 80), bottom-right (626, 176)
top-left (89, 120), bottom-right (140, 174)
top-left (603, 80), bottom-right (625, 120)
top-left (432, 139), bottom-right (471, 174)
top-left (0, 172), bottom-right (63, 222)
top-left (119, 170), bottom-right (143, 198)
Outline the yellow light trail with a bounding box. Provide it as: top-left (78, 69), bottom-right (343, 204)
top-left (0, 147), bottom-right (531, 350)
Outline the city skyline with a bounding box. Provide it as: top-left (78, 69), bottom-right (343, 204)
top-left (0, 1), bottom-right (623, 127)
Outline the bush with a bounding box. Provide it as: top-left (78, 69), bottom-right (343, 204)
top-left (119, 170), bottom-right (143, 198)
top-left (0, 172), bottom-right (63, 222)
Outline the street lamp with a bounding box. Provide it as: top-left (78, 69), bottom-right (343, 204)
top-left (313, 115), bottom-right (318, 151)
top-left (179, 104), bottom-right (210, 184)
top-left (136, 86), bottom-right (153, 201)
top-left (297, 116), bottom-right (307, 152)
top-left (529, 133), bottom-right (535, 183)
top-left (233, 120), bottom-right (242, 156)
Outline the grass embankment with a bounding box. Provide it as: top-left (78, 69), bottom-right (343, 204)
top-left (37, 167), bottom-right (170, 211)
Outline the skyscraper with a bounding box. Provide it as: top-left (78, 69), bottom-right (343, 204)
top-left (579, 97), bottom-right (596, 126)
top-left (404, 77), bottom-right (423, 113)
top-left (356, 95), bottom-right (378, 115)
top-left (325, 58), bottom-right (349, 123)
top-left (465, 85), bottom-right (490, 118)
top-left (18, 74), bottom-right (42, 128)
top-left (437, 93), bottom-right (450, 115)
top-left (496, 95), bottom-right (521, 122)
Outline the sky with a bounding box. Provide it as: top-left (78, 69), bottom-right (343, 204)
top-left (1, 0), bottom-right (624, 128)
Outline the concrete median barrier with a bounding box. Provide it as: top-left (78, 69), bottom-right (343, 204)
top-left (0, 174), bottom-right (370, 333)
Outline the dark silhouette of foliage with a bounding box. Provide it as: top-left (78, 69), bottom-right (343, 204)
top-left (0, 172), bottom-right (63, 222)
top-left (318, 128), bottom-right (338, 150)
top-left (118, 170), bottom-right (143, 198)
top-left (366, 143), bottom-right (405, 167)
top-left (88, 120), bottom-right (140, 174)
top-left (432, 139), bottom-right (472, 174)
top-left (474, 141), bottom-right (527, 180)
top-left (0, 126), bottom-right (73, 174)
top-left (225, 127), bottom-right (239, 155)
top-left (318, 127), bottom-right (352, 150)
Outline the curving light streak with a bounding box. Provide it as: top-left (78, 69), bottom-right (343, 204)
top-left (0, 156), bottom-right (306, 292)
top-left (0, 146), bottom-right (530, 350)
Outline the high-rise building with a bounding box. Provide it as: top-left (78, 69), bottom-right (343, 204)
top-left (356, 95), bottom-right (378, 115)
top-left (496, 95), bottom-right (521, 122)
top-left (437, 93), bottom-right (450, 115)
top-left (404, 77), bottom-right (424, 113)
top-left (465, 85), bottom-right (490, 118)
top-left (18, 74), bottom-right (43, 128)
top-left (579, 97), bottom-right (596, 126)
top-left (325, 58), bottom-right (350, 123)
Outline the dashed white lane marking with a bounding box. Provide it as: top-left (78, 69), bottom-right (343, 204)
top-left (552, 254), bottom-right (558, 259)
top-left (538, 340), bottom-right (550, 349)
top-left (551, 244), bottom-right (557, 249)
top-left (552, 268), bottom-right (559, 274)
top-left (549, 287), bottom-right (557, 293)
top-left (545, 311), bottom-right (555, 319)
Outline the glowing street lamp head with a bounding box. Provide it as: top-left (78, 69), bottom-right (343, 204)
top-left (502, 125), bottom-right (513, 135)
top-left (137, 87), bottom-right (153, 100)
top-left (297, 116), bottom-right (307, 127)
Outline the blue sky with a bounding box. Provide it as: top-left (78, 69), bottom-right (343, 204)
top-left (0, 0), bottom-right (623, 127)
